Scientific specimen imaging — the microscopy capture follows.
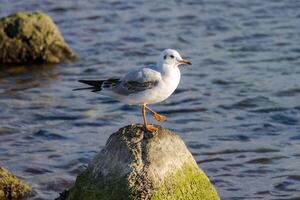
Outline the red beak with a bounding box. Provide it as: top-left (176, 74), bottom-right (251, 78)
top-left (179, 59), bottom-right (192, 65)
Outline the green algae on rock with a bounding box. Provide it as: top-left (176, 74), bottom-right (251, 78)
top-left (58, 124), bottom-right (220, 200)
top-left (151, 164), bottom-right (219, 200)
top-left (0, 166), bottom-right (31, 200)
top-left (0, 11), bottom-right (76, 65)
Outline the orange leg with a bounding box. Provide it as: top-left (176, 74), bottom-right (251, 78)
top-left (144, 105), bottom-right (167, 122)
top-left (142, 104), bottom-right (158, 132)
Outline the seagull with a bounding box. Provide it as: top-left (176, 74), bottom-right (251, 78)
top-left (75, 49), bottom-right (191, 132)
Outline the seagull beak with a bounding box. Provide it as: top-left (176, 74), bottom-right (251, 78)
top-left (179, 59), bottom-right (192, 65)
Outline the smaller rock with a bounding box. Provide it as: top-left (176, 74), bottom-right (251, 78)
top-left (0, 166), bottom-right (31, 200)
top-left (0, 11), bottom-right (76, 65)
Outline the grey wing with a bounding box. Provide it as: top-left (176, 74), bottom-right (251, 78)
top-left (124, 80), bottom-right (159, 92)
top-left (112, 67), bottom-right (161, 95)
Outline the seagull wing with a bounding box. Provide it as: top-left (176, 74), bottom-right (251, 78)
top-left (113, 67), bottom-right (161, 95)
top-left (74, 79), bottom-right (120, 92)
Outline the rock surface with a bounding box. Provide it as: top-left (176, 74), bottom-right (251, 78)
top-left (58, 124), bottom-right (220, 200)
top-left (0, 11), bottom-right (76, 65)
top-left (0, 166), bottom-right (31, 200)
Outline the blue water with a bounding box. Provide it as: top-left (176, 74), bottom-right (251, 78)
top-left (1, 0), bottom-right (300, 199)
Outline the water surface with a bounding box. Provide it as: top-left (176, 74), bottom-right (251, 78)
top-left (0, 0), bottom-right (300, 199)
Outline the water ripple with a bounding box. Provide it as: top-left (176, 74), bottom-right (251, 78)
top-left (0, 0), bottom-right (300, 199)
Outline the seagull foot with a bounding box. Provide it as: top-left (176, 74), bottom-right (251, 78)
top-left (153, 113), bottom-right (167, 121)
top-left (145, 124), bottom-right (158, 132)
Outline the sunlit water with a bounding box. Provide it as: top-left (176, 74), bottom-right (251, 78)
top-left (1, 0), bottom-right (300, 199)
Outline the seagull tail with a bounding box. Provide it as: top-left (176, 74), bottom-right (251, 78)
top-left (74, 79), bottom-right (120, 92)
top-left (73, 80), bottom-right (104, 92)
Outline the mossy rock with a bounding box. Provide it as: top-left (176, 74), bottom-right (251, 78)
top-left (0, 11), bottom-right (76, 65)
top-left (0, 166), bottom-right (31, 200)
top-left (57, 125), bottom-right (220, 200)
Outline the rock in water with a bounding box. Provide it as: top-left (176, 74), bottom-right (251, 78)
top-left (59, 125), bottom-right (220, 200)
top-left (0, 166), bottom-right (31, 200)
top-left (0, 11), bottom-right (76, 65)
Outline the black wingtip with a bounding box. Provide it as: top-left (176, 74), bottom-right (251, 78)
top-left (73, 87), bottom-right (94, 91)
top-left (78, 80), bottom-right (104, 87)
top-left (78, 80), bottom-right (93, 84)
top-left (78, 80), bottom-right (89, 83)
top-left (74, 80), bottom-right (105, 92)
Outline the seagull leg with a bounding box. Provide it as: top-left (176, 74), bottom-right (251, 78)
top-left (145, 105), bottom-right (167, 121)
top-left (142, 104), bottom-right (158, 132)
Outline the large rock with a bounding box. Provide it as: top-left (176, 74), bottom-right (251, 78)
top-left (58, 125), bottom-right (220, 200)
top-left (0, 166), bottom-right (31, 200)
top-left (0, 11), bottom-right (76, 65)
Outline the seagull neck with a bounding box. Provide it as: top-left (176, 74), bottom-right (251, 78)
top-left (158, 64), bottom-right (175, 76)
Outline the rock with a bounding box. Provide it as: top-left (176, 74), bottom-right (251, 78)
top-left (58, 124), bottom-right (220, 200)
top-left (0, 11), bottom-right (76, 65)
top-left (0, 166), bottom-right (31, 200)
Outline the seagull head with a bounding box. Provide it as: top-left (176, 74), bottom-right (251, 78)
top-left (157, 49), bottom-right (191, 68)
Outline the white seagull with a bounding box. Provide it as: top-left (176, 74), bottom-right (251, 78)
top-left (76, 49), bottom-right (191, 132)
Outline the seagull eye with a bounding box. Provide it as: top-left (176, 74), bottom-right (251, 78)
top-left (163, 55), bottom-right (167, 59)
top-left (170, 55), bottom-right (174, 59)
